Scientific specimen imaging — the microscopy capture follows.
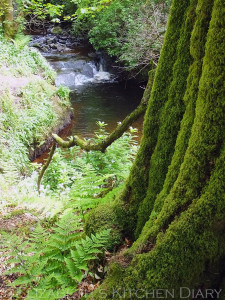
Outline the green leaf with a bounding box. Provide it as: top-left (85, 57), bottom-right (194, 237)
top-left (64, 257), bottom-right (83, 282)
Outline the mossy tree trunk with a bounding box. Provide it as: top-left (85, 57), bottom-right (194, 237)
top-left (86, 0), bottom-right (225, 298)
top-left (0, 0), bottom-right (15, 38)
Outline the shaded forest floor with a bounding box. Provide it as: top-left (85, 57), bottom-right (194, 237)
top-left (0, 206), bottom-right (106, 299)
top-left (0, 206), bottom-right (39, 299)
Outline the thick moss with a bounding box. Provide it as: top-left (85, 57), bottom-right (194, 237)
top-left (88, 0), bottom-right (225, 297)
top-left (122, 142), bottom-right (225, 297)
top-left (85, 197), bottom-right (126, 250)
top-left (129, 0), bottom-right (214, 253)
top-left (135, 0), bottom-right (225, 248)
top-left (89, 140), bottom-right (225, 299)
top-left (135, 0), bottom-right (197, 237)
top-left (118, 0), bottom-right (192, 236)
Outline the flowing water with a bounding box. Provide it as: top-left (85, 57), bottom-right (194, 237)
top-left (35, 42), bottom-right (144, 162)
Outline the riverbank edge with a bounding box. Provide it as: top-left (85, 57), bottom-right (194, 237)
top-left (29, 108), bottom-right (74, 162)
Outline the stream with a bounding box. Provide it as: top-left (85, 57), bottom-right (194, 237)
top-left (32, 36), bottom-right (144, 161)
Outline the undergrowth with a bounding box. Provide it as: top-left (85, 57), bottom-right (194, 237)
top-left (0, 34), bottom-right (56, 80)
top-left (0, 35), bottom-right (70, 178)
top-left (0, 81), bottom-right (70, 176)
top-left (7, 122), bottom-right (138, 217)
top-left (0, 124), bottom-right (138, 298)
top-left (0, 34), bottom-right (139, 299)
top-left (1, 213), bottom-right (111, 299)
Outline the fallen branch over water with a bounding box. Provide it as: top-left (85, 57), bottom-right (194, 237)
top-left (37, 80), bottom-right (152, 192)
top-left (53, 102), bottom-right (146, 152)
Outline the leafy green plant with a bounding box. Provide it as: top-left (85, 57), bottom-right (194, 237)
top-left (1, 213), bottom-right (110, 300)
top-left (22, 0), bottom-right (65, 29)
top-left (56, 85), bottom-right (70, 106)
top-left (12, 34), bottom-right (31, 50)
top-left (0, 80), bottom-right (60, 175)
top-left (42, 122), bottom-right (138, 195)
top-left (72, 0), bottom-right (171, 74)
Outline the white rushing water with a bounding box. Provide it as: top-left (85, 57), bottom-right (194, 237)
top-left (53, 59), bottom-right (113, 88)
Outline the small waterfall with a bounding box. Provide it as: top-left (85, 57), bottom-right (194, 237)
top-left (99, 63), bottom-right (104, 72)
top-left (55, 72), bottom-right (76, 87)
top-left (51, 54), bottom-right (113, 88)
top-left (74, 74), bottom-right (93, 86)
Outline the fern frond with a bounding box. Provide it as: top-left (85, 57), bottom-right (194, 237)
top-left (52, 273), bottom-right (74, 287)
top-left (10, 275), bottom-right (32, 286)
top-left (64, 257), bottom-right (83, 282)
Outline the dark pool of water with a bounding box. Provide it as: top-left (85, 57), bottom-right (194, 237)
top-left (69, 81), bottom-right (144, 138)
top-left (34, 43), bottom-right (144, 163)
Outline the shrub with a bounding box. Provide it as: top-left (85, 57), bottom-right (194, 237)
top-left (73, 0), bottom-right (171, 74)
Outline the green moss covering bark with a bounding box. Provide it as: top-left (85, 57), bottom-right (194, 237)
top-left (151, 0), bottom-right (213, 218)
top-left (90, 144), bottom-right (225, 297)
top-left (116, 0), bottom-right (192, 236)
top-left (92, 141), bottom-right (225, 298)
top-left (86, 0), bottom-right (225, 297)
top-left (134, 0), bottom-right (197, 237)
top-left (133, 0), bottom-right (224, 250)
top-left (0, 0), bottom-right (16, 38)
top-left (129, 0), bottom-right (214, 254)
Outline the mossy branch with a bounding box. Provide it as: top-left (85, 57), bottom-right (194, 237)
top-left (52, 80), bottom-right (152, 152)
top-left (37, 141), bottom-right (56, 193)
top-left (37, 81), bottom-right (152, 190)
top-left (53, 101), bottom-right (146, 152)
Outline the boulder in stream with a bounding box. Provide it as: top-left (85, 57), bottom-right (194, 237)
top-left (81, 63), bottom-right (95, 78)
top-left (57, 45), bottom-right (65, 52)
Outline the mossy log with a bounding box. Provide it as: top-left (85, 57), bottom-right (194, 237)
top-left (86, 0), bottom-right (225, 298)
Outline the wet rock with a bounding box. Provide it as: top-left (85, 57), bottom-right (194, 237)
top-left (51, 26), bottom-right (63, 35)
top-left (50, 43), bottom-right (57, 49)
top-left (82, 63), bottom-right (94, 78)
top-left (72, 60), bottom-right (87, 70)
top-left (58, 39), bottom-right (67, 44)
top-left (59, 35), bottom-right (68, 40)
top-left (31, 43), bottom-right (42, 49)
top-left (66, 41), bottom-right (74, 48)
top-left (88, 52), bottom-right (98, 59)
top-left (57, 45), bottom-right (65, 52)
top-left (42, 46), bottom-right (49, 52)
top-left (33, 37), bottom-right (47, 44)
top-left (46, 36), bottom-right (56, 44)
top-left (66, 42), bottom-right (72, 49)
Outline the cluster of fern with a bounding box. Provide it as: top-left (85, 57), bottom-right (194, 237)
top-left (1, 213), bottom-right (110, 300)
top-left (42, 121), bottom-right (138, 196)
top-left (0, 123), bottom-right (138, 298)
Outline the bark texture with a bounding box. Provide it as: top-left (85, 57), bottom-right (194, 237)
top-left (0, 0), bottom-right (15, 38)
top-left (86, 0), bottom-right (225, 298)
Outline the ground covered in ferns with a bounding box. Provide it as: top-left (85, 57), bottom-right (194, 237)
top-left (0, 206), bottom-right (105, 299)
top-left (0, 205), bottom-right (132, 299)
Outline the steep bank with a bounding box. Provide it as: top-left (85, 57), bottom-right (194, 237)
top-left (0, 36), bottom-right (72, 175)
